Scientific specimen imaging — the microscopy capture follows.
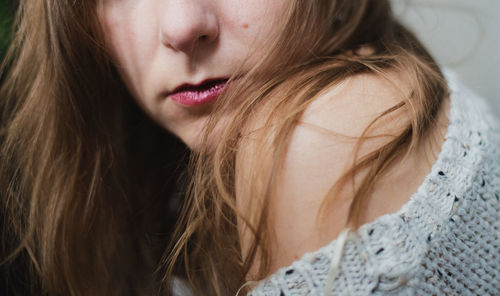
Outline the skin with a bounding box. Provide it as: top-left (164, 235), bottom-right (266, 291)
top-left (98, 0), bottom-right (286, 148)
top-left (236, 72), bottom-right (449, 274)
top-left (100, 0), bottom-right (449, 275)
top-left (267, 75), bottom-right (449, 272)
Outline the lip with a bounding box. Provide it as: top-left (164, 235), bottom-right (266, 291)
top-left (166, 78), bottom-right (229, 106)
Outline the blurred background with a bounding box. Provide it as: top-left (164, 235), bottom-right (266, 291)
top-left (0, 1), bottom-right (499, 113)
top-left (392, 0), bottom-right (500, 115)
top-left (0, 0), bottom-right (14, 64)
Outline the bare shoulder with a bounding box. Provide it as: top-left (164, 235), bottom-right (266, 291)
top-left (265, 71), bottom-right (448, 272)
top-left (303, 71), bottom-right (411, 137)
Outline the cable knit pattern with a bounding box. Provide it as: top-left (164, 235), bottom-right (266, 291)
top-left (248, 70), bottom-right (500, 296)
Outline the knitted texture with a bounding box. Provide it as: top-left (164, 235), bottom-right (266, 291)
top-left (248, 71), bottom-right (500, 296)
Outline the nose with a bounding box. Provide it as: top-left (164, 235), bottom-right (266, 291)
top-left (159, 1), bottom-right (219, 54)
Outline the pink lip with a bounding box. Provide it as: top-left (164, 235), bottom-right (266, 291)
top-left (167, 78), bottom-right (228, 106)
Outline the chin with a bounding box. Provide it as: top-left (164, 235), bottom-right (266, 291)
top-left (179, 127), bottom-right (226, 153)
top-left (181, 137), bottom-right (203, 151)
top-left (168, 114), bottom-right (228, 152)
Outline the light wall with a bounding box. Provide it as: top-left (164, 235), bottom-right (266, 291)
top-left (391, 0), bottom-right (500, 115)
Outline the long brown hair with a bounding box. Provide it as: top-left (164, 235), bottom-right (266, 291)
top-left (0, 0), bottom-right (448, 295)
top-left (163, 1), bottom-right (448, 295)
top-left (1, 1), bottom-right (188, 295)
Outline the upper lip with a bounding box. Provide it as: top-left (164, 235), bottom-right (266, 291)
top-left (166, 77), bottom-right (229, 96)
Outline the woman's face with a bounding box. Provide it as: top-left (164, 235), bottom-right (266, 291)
top-left (99, 0), bottom-right (287, 148)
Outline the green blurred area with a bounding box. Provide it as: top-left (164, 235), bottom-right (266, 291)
top-left (0, 1), bottom-right (15, 62)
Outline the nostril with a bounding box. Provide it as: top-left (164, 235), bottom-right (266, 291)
top-left (199, 35), bottom-right (208, 42)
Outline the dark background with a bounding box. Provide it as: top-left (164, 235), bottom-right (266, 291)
top-left (0, 0), bottom-right (15, 63)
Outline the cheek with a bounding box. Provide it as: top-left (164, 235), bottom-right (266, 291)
top-left (226, 0), bottom-right (288, 56)
top-left (99, 3), bottom-right (158, 99)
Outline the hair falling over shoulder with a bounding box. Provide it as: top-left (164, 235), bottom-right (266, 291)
top-left (162, 1), bottom-right (448, 295)
top-left (0, 0), bottom-right (448, 295)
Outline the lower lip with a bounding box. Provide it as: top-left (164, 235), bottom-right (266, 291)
top-left (169, 81), bottom-right (227, 106)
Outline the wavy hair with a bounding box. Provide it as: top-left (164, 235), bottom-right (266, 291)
top-left (0, 1), bottom-right (187, 295)
top-left (0, 0), bottom-right (448, 295)
top-left (163, 0), bottom-right (447, 295)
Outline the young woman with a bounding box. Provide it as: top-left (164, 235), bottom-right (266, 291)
top-left (1, 0), bottom-right (499, 295)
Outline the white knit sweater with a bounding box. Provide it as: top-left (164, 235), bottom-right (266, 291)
top-left (247, 71), bottom-right (500, 296)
